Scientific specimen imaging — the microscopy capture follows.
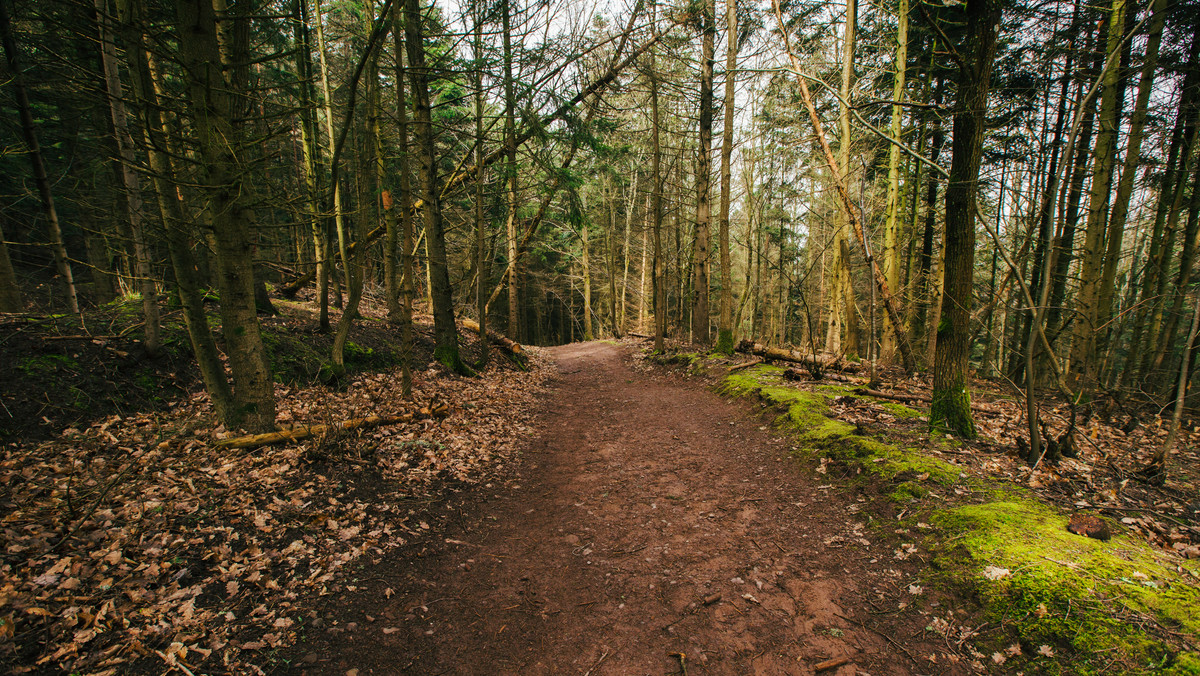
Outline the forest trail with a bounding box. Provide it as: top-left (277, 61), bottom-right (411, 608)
top-left (293, 342), bottom-right (948, 675)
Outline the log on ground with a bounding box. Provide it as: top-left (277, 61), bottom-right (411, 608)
top-left (214, 413), bottom-right (414, 450)
top-left (735, 339), bottom-right (864, 373)
top-left (460, 318), bottom-right (523, 355)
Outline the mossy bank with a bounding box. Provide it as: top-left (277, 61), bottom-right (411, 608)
top-left (718, 363), bottom-right (1200, 674)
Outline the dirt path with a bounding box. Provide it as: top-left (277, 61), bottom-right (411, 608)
top-left (292, 342), bottom-right (953, 675)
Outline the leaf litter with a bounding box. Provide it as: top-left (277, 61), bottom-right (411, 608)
top-left (0, 349), bottom-right (551, 673)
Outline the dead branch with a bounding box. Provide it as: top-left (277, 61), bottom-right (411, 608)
top-left (214, 414), bottom-right (414, 451)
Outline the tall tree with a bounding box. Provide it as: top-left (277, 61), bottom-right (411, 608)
top-left (826, 0), bottom-right (859, 357)
top-left (1069, 0), bottom-right (1128, 388)
top-left (880, 0), bottom-right (909, 363)
top-left (929, 0), bottom-right (1002, 437)
top-left (691, 0), bottom-right (716, 345)
top-left (404, 0), bottom-right (468, 372)
top-left (174, 0), bottom-right (276, 431)
top-left (715, 0), bottom-right (737, 353)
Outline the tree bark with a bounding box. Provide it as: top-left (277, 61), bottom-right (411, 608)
top-left (691, 0), bottom-right (715, 345)
top-left (880, 0), bottom-right (908, 364)
top-left (404, 0), bottom-right (467, 373)
top-left (715, 0), bottom-right (737, 353)
top-left (1069, 0), bottom-right (1128, 389)
top-left (930, 0), bottom-right (1002, 438)
top-left (175, 0), bottom-right (276, 432)
top-left (0, 218), bottom-right (23, 312)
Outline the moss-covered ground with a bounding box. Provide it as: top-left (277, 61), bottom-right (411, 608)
top-left (716, 362), bottom-right (1200, 675)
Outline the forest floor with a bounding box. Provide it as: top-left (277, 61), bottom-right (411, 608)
top-left (286, 340), bottom-right (954, 676)
top-left (3, 296), bottom-right (1200, 675)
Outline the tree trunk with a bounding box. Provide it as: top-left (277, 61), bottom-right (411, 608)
top-left (291, 0), bottom-right (330, 332)
top-left (473, 4), bottom-right (489, 365)
top-left (692, 0), bottom-right (715, 345)
top-left (650, 6), bottom-right (665, 353)
top-left (314, 0), bottom-right (350, 300)
top-left (930, 0), bottom-right (1002, 438)
top-left (392, 0), bottom-right (415, 396)
top-left (715, 0), bottom-right (737, 353)
top-left (828, 0), bottom-right (859, 358)
top-left (174, 0), bottom-right (275, 431)
top-left (0, 0), bottom-right (79, 314)
top-left (404, 0), bottom-right (467, 373)
top-left (908, 71), bottom-right (944, 361)
top-left (95, 0), bottom-right (159, 353)
top-left (1095, 0), bottom-right (1165, 358)
top-left (880, 0), bottom-right (909, 364)
top-left (503, 0), bottom-right (521, 343)
top-left (0, 218), bottom-right (23, 311)
top-left (1069, 0), bottom-right (1128, 389)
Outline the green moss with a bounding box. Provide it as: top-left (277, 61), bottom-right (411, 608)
top-left (889, 480), bottom-right (929, 502)
top-left (880, 401), bottom-right (923, 419)
top-left (715, 329), bottom-right (735, 355)
top-left (720, 367), bottom-right (1200, 673)
top-left (720, 366), bottom-right (959, 484)
top-left (934, 499), bottom-right (1200, 671)
top-left (18, 354), bottom-right (79, 375)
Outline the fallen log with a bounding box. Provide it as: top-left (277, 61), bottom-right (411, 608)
top-left (735, 339), bottom-right (864, 373)
top-left (727, 358), bottom-right (764, 372)
top-left (278, 270), bottom-right (315, 298)
top-left (214, 413), bottom-right (413, 450)
top-left (460, 318), bottom-right (523, 356)
top-left (853, 388), bottom-right (999, 413)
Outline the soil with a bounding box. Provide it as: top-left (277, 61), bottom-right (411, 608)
top-left (288, 341), bottom-right (963, 675)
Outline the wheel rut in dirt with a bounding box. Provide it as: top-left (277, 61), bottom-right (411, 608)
top-left (295, 342), bottom-right (943, 675)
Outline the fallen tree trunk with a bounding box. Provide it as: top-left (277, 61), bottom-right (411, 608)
top-left (735, 340), bottom-right (864, 373)
top-left (214, 413), bottom-right (413, 450)
top-left (460, 318), bottom-right (523, 356)
top-left (278, 270), bottom-right (315, 298)
top-left (854, 387), bottom-right (998, 413)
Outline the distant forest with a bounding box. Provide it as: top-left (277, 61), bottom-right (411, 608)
top-left (2, 0), bottom-right (1198, 448)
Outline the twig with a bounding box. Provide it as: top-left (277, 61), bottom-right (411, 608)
top-left (834, 612), bottom-right (917, 664)
top-left (727, 358), bottom-right (763, 372)
top-left (582, 649), bottom-right (610, 676)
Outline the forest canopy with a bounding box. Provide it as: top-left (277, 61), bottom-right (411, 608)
top-left (2, 0), bottom-right (1199, 463)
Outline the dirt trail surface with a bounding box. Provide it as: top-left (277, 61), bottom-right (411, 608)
top-left (293, 342), bottom-right (954, 675)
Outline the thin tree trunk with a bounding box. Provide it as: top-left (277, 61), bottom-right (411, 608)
top-left (393, 0), bottom-right (415, 395)
top-left (404, 0), bottom-right (467, 373)
top-left (692, 0), bottom-right (715, 345)
top-left (1069, 0), bottom-right (1128, 388)
top-left (1096, 0), bottom-right (1165, 353)
top-left (473, 3), bottom-right (489, 365)
top-left (650, 5), bottom-right (665, 352)
top-left (880, 0), bottom-right (908, 363)
top-left (715, 0), bottom-right (737, 353)
top-left (95, 0), bottom-right (159, 354)
top-left (0, 0), bottom-right (79, 314)
top-left (1146, 290), bottom-right (1200, 482)
top-left (830, 0), bottom-right (859, 357)
top-left (314, 0), bottom-right (350, 298)
top-left (0, 218), bottom-right (21, 311)
top-left (503, 0), bottom-right (521, 343)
